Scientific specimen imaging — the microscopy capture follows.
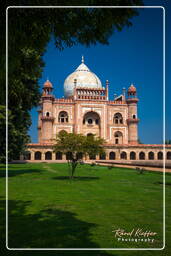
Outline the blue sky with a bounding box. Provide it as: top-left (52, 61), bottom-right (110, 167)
top-left (29, 3), bottom-right (171, 144)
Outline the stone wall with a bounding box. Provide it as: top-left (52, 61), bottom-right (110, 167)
top-left (23, 144), bottom-right (171, 162)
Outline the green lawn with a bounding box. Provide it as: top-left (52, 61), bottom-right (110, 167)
top-left (0, 163), bottom-right (171, 256)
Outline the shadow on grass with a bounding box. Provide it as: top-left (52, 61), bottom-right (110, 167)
top-left (0, 165), bottom-right (6, 168)
top-left (0, 169), bottom-right (42, 178)
top-left (0, 199), bottom-right (106, 250)
top-left (154, 181), bottom-right (171, 186)
top-left (7, 164), bottom-right (28, 168)
top-left (52, 176), bottom-right (99, 181)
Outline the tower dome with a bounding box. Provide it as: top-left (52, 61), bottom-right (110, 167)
top-left (128, 84), bottom-right (136, 94)
top-left (64, 56), bottom-right (102, 98)
top-left (128, 83), bottom-right (137, 97)
top-left (43, 79), bottom-right (53, 88)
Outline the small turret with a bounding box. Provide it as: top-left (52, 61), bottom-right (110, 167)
top-left (42, 79), bottom-right (53, 95)
top-left (126, 83), bottom-right (139, 145)
top-left (128, 84), bottom-right (137, 97)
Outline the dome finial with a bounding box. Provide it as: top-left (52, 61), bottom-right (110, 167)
top-left (81, 55), bottom-right (84, 63)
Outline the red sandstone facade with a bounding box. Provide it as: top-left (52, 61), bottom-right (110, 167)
top-left (38, 82), bottom-right (139, 145)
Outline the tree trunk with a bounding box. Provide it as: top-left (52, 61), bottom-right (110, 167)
top-left (71, 160), bottom-right (78, 179)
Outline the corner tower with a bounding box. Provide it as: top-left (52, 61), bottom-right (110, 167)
top-left (39, 80), bottom-right (54, 143)
top-left (126, 84), bottom-right (139, 145)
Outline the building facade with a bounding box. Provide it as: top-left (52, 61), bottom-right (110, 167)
top-left (26, 57), bottom-right (171, 162)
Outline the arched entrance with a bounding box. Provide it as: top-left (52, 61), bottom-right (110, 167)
top-left (130, 151), bottom-right (136, 160)
top-left (148, 152), bottom-right (154, 160)
top-left (139, 152), bottom-right (145, 160)
top-left (89, 153), bottom-right (96, 160)
top-left (56, 151), bottom-right (62, 160)
top-left (35, 151), bottom-right (41, 160)
top-left (87, 133), bottom-right (94, 137)
top-left (114, 131), bottom-right (123, 144)
top-left (66, 152), bottom-right (73, 160)
top-left (58, 111), bottom-right (68, 123)
top-left (120, 151), bottom-right (127, 160)
top-left (100, 152), bottom-right (106, 160)
top-left (109, 152), bottom-right (115, 160)
top-left (158, 152), bottom-right (163, 160)
top-left (167, 151), bottom-right (171, 160)
top-left (83, 111), bottom-right (100, 137)
top-left (113, 113), bottom-right (123, 124)
top-left (45, 151), bottom-right (52, 160)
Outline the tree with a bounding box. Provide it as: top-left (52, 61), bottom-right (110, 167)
top-left (0, 106), bottom-right (6, 163)
top-left (53, 131), bottom-right (105, 179)
top-left (165, 140), bottom-right (171, 144)
top-left (1, 0), bottom-right (143, 162)
top-left (138, 138), bottom-right (143, 144)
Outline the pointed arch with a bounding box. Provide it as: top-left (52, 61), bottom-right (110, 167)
top-left (113, 113), bottom-right (123, 124)
top-left (109, 152), bottom-right (115, 160)
top-left (66, 152), bottom-right (73, 160)
top-left (100, 152), bottom-right (106, 160)
top-left (148, 151), bottom-right (154, 160)
top-left (114, 131), bottom-right (123, 144)
top-left (167, 151), bottom-right (171, 160)
top-left (35, 151), bottom-right (41, 160)
top-left (58, 111), bottom-right (68, 123)
top-left (120, 151), bottom-right (127, 159)
top-left (56, 151), bottom-right (62, 160)
top-left (139, 152), bottom-right (145, 160)
top-left (158, 152), bottom-right (163, 160)
top-left (130, 151), bottom-right (136, 160)
top-left (45, 151), bottom-right (52, 160)
top-left (83, 111), bottom-right (100, 126)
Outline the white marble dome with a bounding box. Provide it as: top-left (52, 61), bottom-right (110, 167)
top-left (64, 57), bottom-right (102, 98)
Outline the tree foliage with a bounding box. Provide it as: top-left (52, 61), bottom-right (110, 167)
top-left (53, 131), bottom-right (105, 178)
top-left (0, 0), bottom-right (143, 162)
top-left (138, 138), bottom-right (143, 144)
top-left (0, 106), bottom-right (6, 163)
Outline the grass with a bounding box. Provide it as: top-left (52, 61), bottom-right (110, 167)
top-left (0, 163), bottom-right (171, 255)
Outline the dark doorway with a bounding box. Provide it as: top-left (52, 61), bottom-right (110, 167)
top-left (56, 152), bottom-right (62, 160)
top-left (109, 152), bottom-right (115, 160)
top-left (120, 152), bottom-right (127, 160)
top-left (139, 152), bottom-right (145, 160)
top-left (45, 151), bottom-right (52, 160)
top-left (35, 151), bottom-right (41, 160)
top-left (130, 151), bottom-right (136, 160)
